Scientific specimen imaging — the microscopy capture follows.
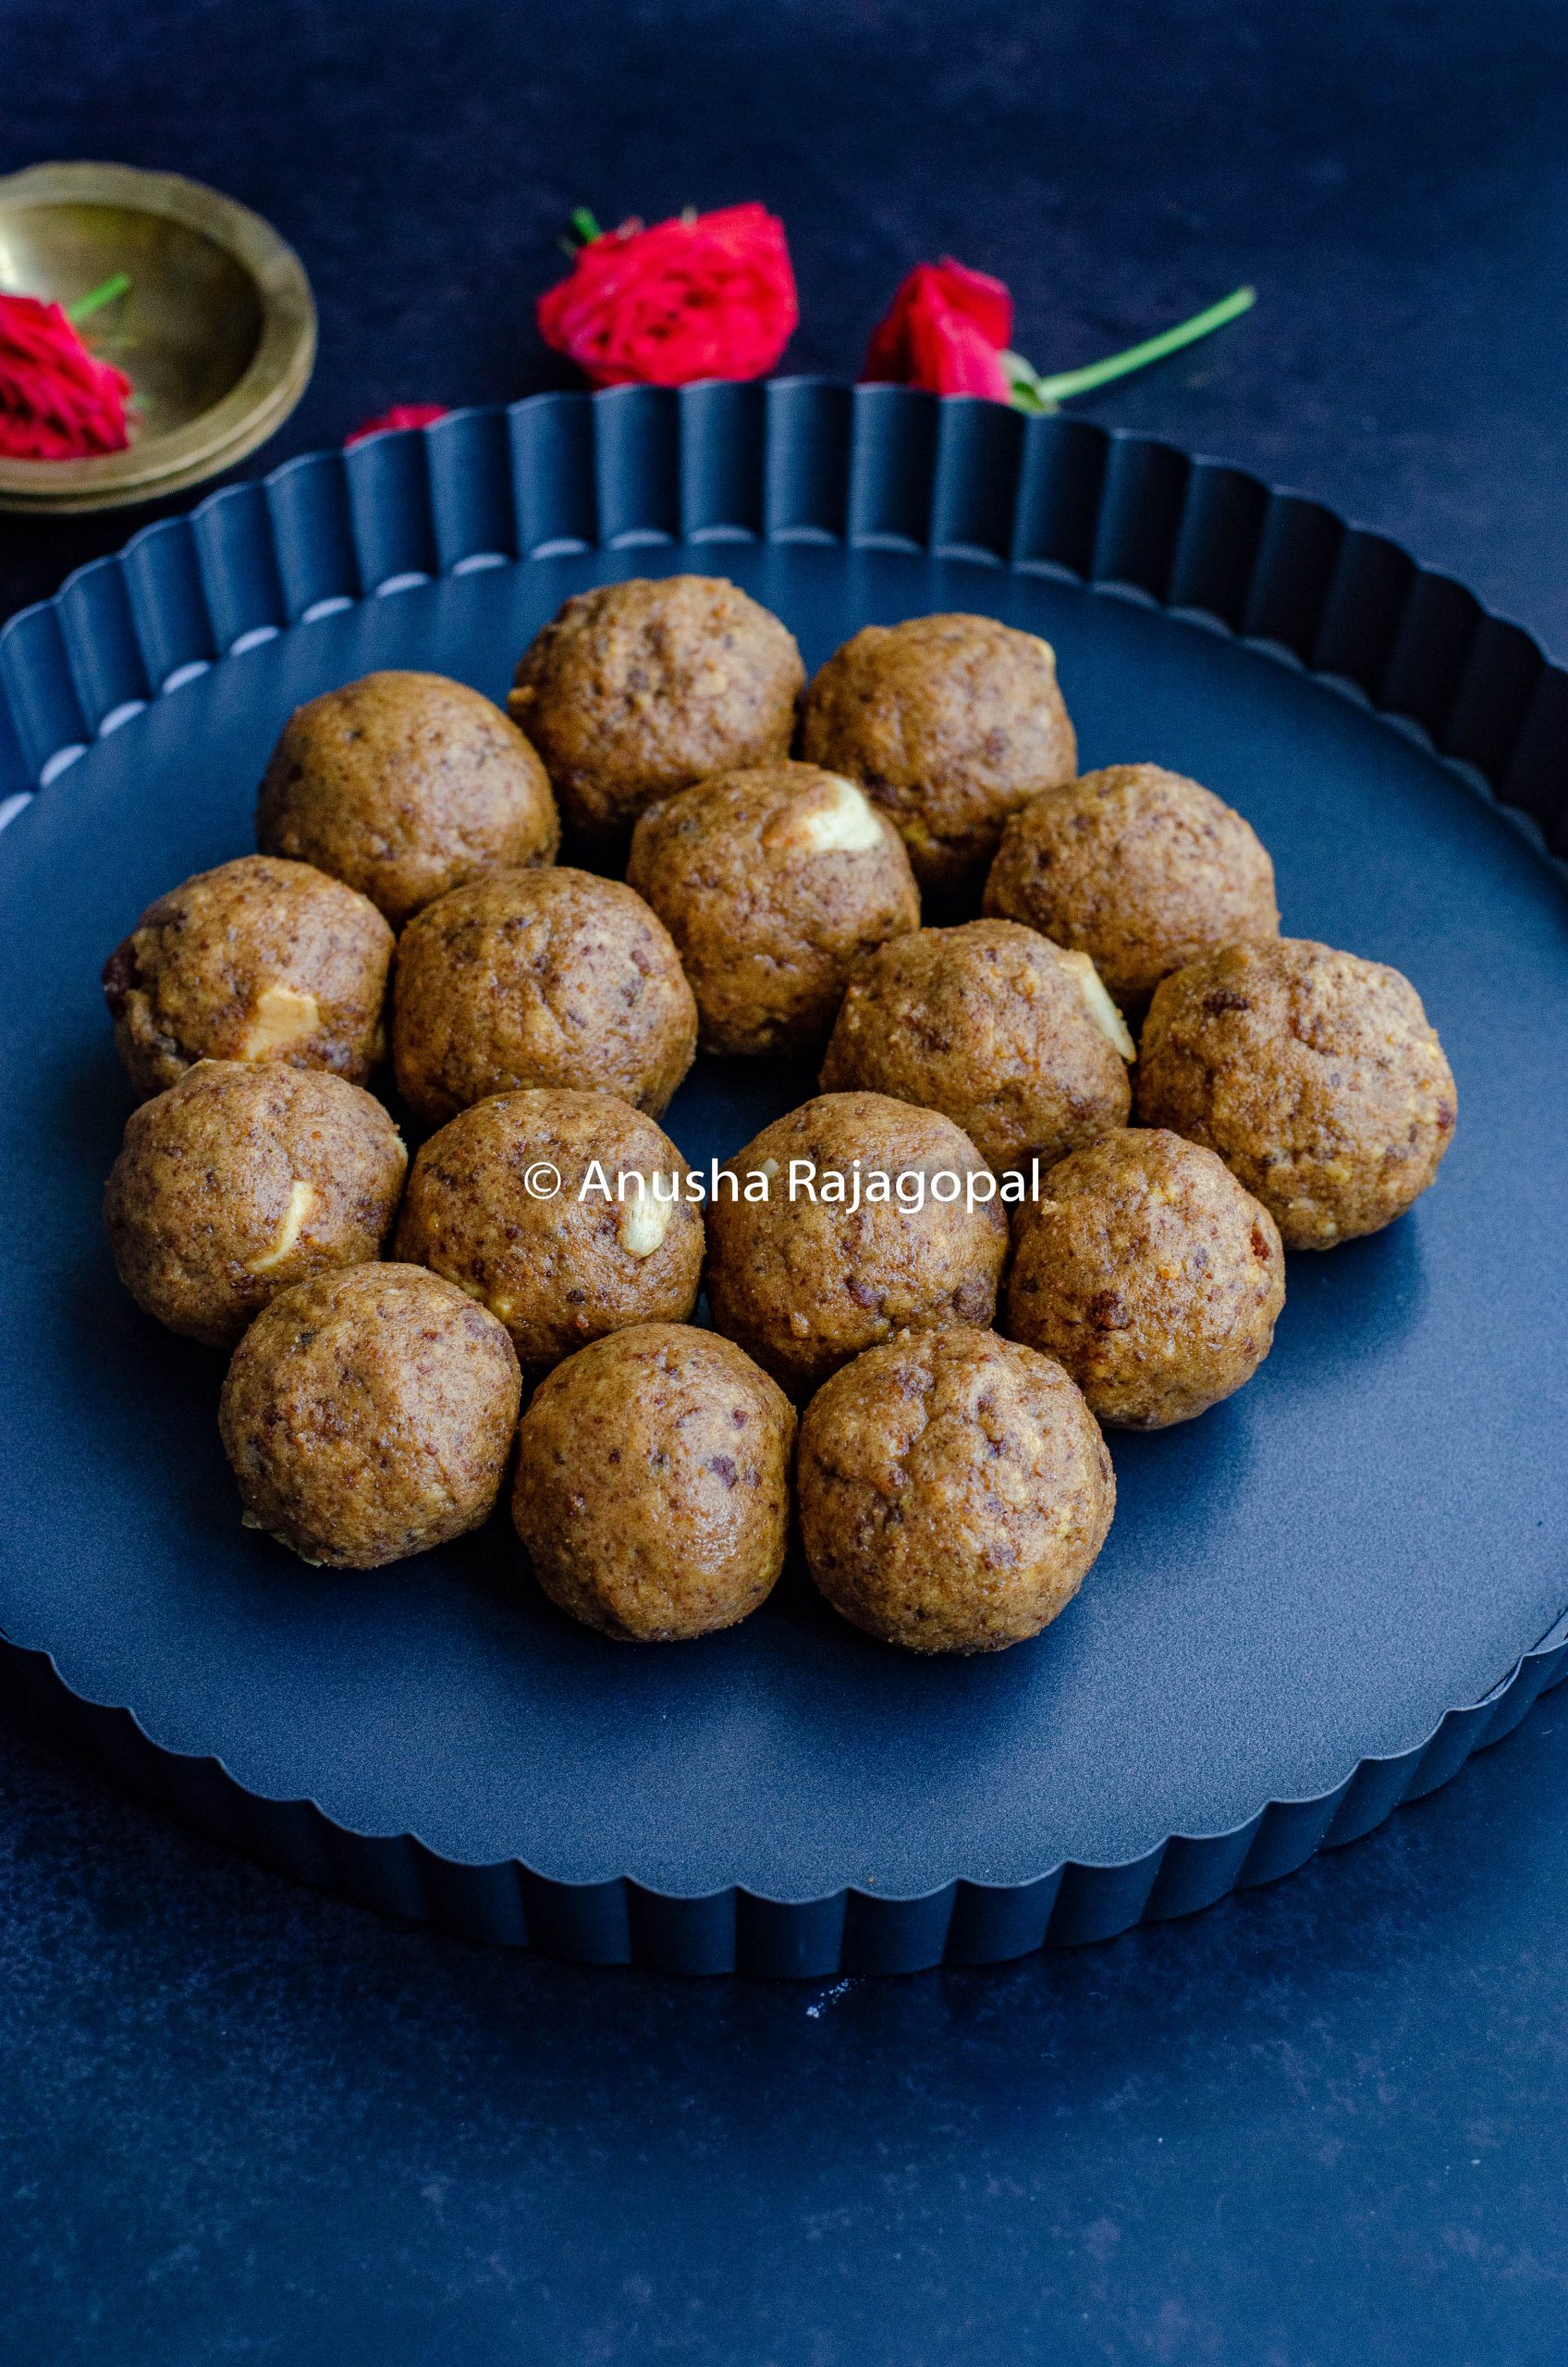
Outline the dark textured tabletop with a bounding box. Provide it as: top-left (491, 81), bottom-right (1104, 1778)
top-left (4, 4), bottom-right (1568, 2360)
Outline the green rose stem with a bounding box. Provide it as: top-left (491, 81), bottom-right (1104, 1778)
top-left (66, 272), bottom-right (131, 325)
top-left (1004, 284), bottom-right (1256, 413)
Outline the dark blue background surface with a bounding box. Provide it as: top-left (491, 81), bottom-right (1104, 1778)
top-left (4, 2), bottom-right (1568, 2358)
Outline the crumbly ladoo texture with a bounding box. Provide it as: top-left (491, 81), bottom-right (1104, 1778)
top-left (104, 1061), bottom-right (407, 1350)
top-left (102, 855), bottom-right (394, 1100)
top-left (984, 763), bottom-right (1280, 1013)
top-left (819, 918), bottom-right (1132, 1174)
top-left (395, 1088), bottom-right (703, 1370)
top-left (797, 1326), bottom-right (1115, 1655)
top-left (1004, 1128), bottom-right (1285, 1428)
top-left (512, 1323), bottom-right (796, 1642)
top-left (797, 614), bottom-right (1077, 890)
top-left (1136, 938), bottom-right (1457, 1248)
top-left (256, 669), bottom-right (559, 929)
top-left (508, 576), bottom-right (804, 837)
top-left (704, 1092), bottom-right (1009, 1394)
top-left (218, 1263), bottom-right (521, 1569)
top-left (390, 866), bottom-right (698, 1124)
top-left (627, 760), bottom-right (920, 1056)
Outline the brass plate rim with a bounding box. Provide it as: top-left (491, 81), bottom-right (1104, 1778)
top-left (0, 160), bottom-right (317, 513)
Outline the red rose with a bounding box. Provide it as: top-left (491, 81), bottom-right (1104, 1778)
top-left (862, 259), bottom-right (1014, 402)
top-left (345, 402), bottom-right (451, 447)
top-left (537, 203), bottom-right (798, 388)
top-left (0, 293), bottom-right (132, 460)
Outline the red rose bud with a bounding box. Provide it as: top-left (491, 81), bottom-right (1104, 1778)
top-left (863, 259), bottom-right (1014, 403)
top-left (538, 202), bottom-right (798, 388)
top-left (864, 264), bottom-right (1258, 415)
top-left (0, 293), bottom-right (132, 460)
top-left (346, 402), bottom-right (451, 446)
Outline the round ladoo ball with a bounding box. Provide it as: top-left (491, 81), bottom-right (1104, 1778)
top-left (512, 1323), bottom-right (796, 1642)
top-left (704, 1092), bottom-right (1009, 1395)
top-left (627, 760), bottom-right (921, 1056)
top-left (218, 1263), bottom-right (521, 1569)
top-left (1004, 1129), bottom-right (1286, 1429)
top-left (819, 918), bottom-right (1133, 1175)
top-left (508, 575), bottom-right (804, 837)
top-left (104, 1061), bottom-right (408, 1350)
top-left (797, 613), bottom-right (1076, 891)
top-left (1136, 938), bottom-right (1457, 1249)
top-left (395, 1088), bottom-right (704, 1371)
top-left (984, 763), bottom-right (1280, 1014)
top-left (390, 866), bottom-right (698, 1125)
top-left (102, 855), bottom-right (394, 1101)
top-left (797, 1326), bottom-right (1115, 1655)
top-left (256, 669), bottom-right (559, 929)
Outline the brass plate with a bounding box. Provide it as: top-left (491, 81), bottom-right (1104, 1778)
top-left (0, 161), bottom-right (316, 514)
